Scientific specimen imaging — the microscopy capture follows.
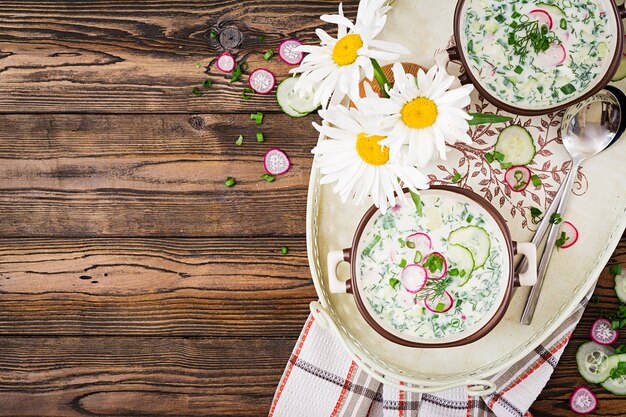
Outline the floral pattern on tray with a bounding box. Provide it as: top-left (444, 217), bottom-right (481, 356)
top-left (423, 95), bottom-right (588, 232)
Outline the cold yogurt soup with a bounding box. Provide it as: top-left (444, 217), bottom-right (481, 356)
top-left (357, 193), bottom-right (507, 341)
top-left (462, 0), bottom-right (614, 107)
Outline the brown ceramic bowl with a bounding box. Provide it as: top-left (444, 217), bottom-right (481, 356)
top-left (327, 186), bottom-right (537, 348)
top-left (448, 0), bottom-right (626, 116)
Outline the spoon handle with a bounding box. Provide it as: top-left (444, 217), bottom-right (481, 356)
top-left (515, 175), bottom-right (569, 275)
top-left (520, 159), bottom-right (581, 325)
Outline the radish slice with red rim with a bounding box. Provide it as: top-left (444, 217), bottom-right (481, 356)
top-left (570, 387), bottom-right (597, 414)
top-left (406, 232), bottom-right (432, 253)
top-left (264, 148), bottom-right (291, 175)
top-left (425, 291), bottom-right (454, 314)
top-left (249, 68), bottom-right (276, 95)
top-left (505, 166), bottom-right (531, 192)
top-left (529, 9), bottom-right (553, 29)
top-left (422, 252), bottom-right (447, 280)
top-left (216, 52), bottom-right (236, 73)
top-left (278, 39), bottom-right (304, 65)
top-left (559, 221), bottom-right (579, 249)
top-left (591, 318), bottom-right (618, 345)
top-left (400, 264), bottom-right (427, 294)
top-left (536, 44), bottom-right (567, 67)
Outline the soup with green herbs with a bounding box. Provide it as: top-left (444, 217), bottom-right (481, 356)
top-left (462, 0), bottom-right (615, 108)
top-left (356, 192), bottom-right (508, 342)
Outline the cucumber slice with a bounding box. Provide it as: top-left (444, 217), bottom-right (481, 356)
top-left (446, 244), bottom-right (475, 286)
top-left (616, 274), bottom-right (626, 304)
top-left (602, 371), bottom-right (626, 396)
top-left (494, 125), bottom-right (536, 166)
top-left (536, 2), bottom-right (565, 16)
top-left (613, 56), bottom-right (626, 82)
top-left (576, 342), bottom-right (615, 384)
top-left (448, 226), bottom-right (491, 269)
top-left (276, 77), bottom-right (320, 117)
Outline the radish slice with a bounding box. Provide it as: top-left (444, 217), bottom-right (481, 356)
top-left (591, 318), bottom-right (618, 345)
top-left (422, 252), bottom-right (447, 280)
top-left (248, 68), bottom-right (276, 95)
top-left (216, 52), bottom-right (236, 73)
top-left (536, 44), bottom-right (566, 67)
top-left (400, 264), bottom-right (427, 294)
top-left (406, 232), bottom-right (432, 254)
top-left (278, 39), bottom-right (304, 66)
top-left (264, 148), bottom-right (291, 175)
top-left (529, 9), bottom-right (553, 29)
top-left (425, 291), bottom-right (454, 313)
top-left (570, 387), bottom-right (597, 414)
top-left (559, 221), bottom-right (579, 249)
top-left (504, 166), bottom-right (531, 192)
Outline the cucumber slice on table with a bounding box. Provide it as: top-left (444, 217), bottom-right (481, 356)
top-left (576, 342), bottom-right (616, 384)
top-left (494, 125), bottom-right (536, 166)
top-left (448, 226), bottom-right (491, 269)
top-left (613, 56), bottom-right (626, 82)
top-left (616, 274), bottom-right (626, 304)
top-left (602, 371), bottom-right (626, 396)
top-left (276, 77), bottom-right (320, 118)
top-left (446, 244), bottom-right (475, 285)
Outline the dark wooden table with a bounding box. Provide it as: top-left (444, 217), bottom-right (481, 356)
top-left (0, 1), bottom-right (624, 416)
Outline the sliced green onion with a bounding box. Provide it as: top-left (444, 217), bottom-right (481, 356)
top-left (531, 174), bottom-right (541, 187)
top-left (555, 231), bottom-right (569, 248)
top-left (242, 87), bottom-right (254, 100)
top-left (256, 132), bottom-right (264, 143)
top-left (466, 215), bottom-right (474, 223)
top-left (263, 50), bottom-right (275, 60)
top-left (261, 174), bottom-right (275, 183)
top-left (467, 113), bottom-right (513, 126)
top-left (493, 151), bottom-right (505, 162)
top-left (195, 63), bottom-right (202, 69)
top-left (549, 213), bottom-right (563, 224)
top-left (202, 79), bottom-right (212, 88)
top-left (436, 303), bottom-right (445, 312)
top-left (251, 112), bottom-right (264, 124)
top-left (495, 14), bottom-right (506, 23)
top-left (514, 65), bottom-right (523, 74)
top-left (259, 35), bottom-right (266, 43)
top-left (225, 177), bottom-right (236, 187)
top-left (560, 83), bottom-right (576, 95)
top-left (399, 259), bottom-right (407, 268)
top-left (281, 246), bottom-right (288, 255)
top-left (484, 152), bottom-right (495, 163)
top-left (191, 87), bottom-right (202, 97)
top-left (231, 64), bottom-right (245, 83)
top-left (560, 18), bottom-right (567, 30)
top-left (449, 268), bottom-right (459, 276)
top-left (235, 135), bottom-right (244, 146)
top-left (610, 264), bottom-right (623, 276)
top-left (413, 251), bottom-right (422, 263)
top-left (410, 191), bottom-right (423, 216)
top-left (500, 162), bottom-right (513, 169)
top-left (209, 30), bottom-right (218, 39)
top-left (406, 241), bottom-right (416, 249)
top-left (389, 277), bottom-right (400, 288)
top-left (451, 172), bottom-right (462, 183)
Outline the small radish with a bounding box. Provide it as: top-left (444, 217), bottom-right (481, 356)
top-left (400, 264), bottom-right (427, 294)
top-left (591, 318), bottom-right (618, 345)
top-left (264, 148), bottom-right (291, 175)
top-left (529, 9), bottom-right (553, 29)
top-left (422, 252), bottom-right (447, 280)
top-left (505, 166), bottom-right (531, 192)
top-left (558, 221), bottom-right (579, 249)
top-left (249, 68), bottom-right (276, 95)
top-left (570, 387), bottom-right (597, 414)
top-left (406, 232), bottom-right (432, 254)
top-left (536, 44), bottom-right (567, 67)
top-left (425, 291), bottom-right (454, 314)
top-left (216, 52), bottom-right (236, 73)
top-left (278, 39), bottom-right (304, 66)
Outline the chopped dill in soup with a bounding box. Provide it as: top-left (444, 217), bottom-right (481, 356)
top-left (357, 194), bottom-right (506, 340)
top-left (462, 0), bottom-right (614, 107)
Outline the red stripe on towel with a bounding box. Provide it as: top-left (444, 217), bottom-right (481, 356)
top-left (330, 360), bottom-right (357, 417)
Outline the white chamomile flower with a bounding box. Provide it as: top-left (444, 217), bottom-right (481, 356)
top-left (291, 0), bottom-right (409, 108)
top-left (312, 102), bottom-right (429, 213)
top-left (363, 62), bottom-right (474, 167)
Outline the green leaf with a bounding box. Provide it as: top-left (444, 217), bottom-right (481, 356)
top-left (370, 58), bottom-right (391, 98)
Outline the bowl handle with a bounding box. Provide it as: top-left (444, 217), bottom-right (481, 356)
top-left (327, 249), bottom-right (352, 294)
top-left (514, 242), bottom-right (537, 287)
top-left (309, 302), bottom-right (497, 395)
top-left (619, 3), bottom-right (625, 19)
top-left (439, 46), bottom-right (472, 85)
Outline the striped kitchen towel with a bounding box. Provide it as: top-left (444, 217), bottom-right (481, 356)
top-left (269, 294), bottom-right (590, 417)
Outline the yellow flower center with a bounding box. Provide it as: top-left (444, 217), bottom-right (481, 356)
top-left (401, 97), bottom-right (438, 129)
top-left (356, 133), bottom-right (389, 166)
top-left (332, 34), bottom-right (363, 66)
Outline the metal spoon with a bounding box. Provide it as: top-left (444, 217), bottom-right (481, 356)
top-left (521, 91), bottom-right (622, 325)
top-left (515, 88), bottom-right (626, 277)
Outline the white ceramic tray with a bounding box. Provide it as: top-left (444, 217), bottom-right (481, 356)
top-left (306, 0), bottom-right (626, 394)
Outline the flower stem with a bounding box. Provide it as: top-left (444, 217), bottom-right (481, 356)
top-left (370, 58), bottom-right (390, 98)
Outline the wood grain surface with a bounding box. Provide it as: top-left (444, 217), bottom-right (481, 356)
top-left (0, 1), bottom-right (624, 416)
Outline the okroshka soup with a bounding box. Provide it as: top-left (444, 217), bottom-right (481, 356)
top-left (354, 190), bottom-right (510, 345)
top-left (461, 0), bottom-right (618, 110)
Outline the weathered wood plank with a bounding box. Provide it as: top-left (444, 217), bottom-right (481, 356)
top-left (0, 0), bottom-right (357, 114)
top-left (0, 336), bottom-right (294, 417)
top-left (0, 113), bottom-right (318, 237)
top-left (0, 237), bottom-right (315, 336)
